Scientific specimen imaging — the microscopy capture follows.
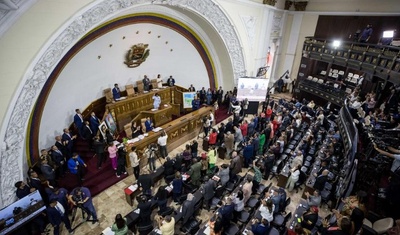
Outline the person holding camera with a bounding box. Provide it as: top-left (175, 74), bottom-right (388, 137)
top-left (146, 143), bottom-right (158, 172)
top-left (68, 187), bottom-right (98, 224)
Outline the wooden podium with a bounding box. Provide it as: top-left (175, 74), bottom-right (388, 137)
top-left (141, 103), bottom-right (173, 127)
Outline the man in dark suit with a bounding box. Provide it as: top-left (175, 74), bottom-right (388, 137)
top-left (82, 121), bottom-right (94, 149)
top-left (218, 197), bottom-right (235, 230)
top-left (202, 177), bottom-right (216, 210)
top-left (62, 128), bottom-right (77, 158)
top-left (74, 109), bottom-right (84, 136)
top-left (28, 169), bottom-right (48, 204)
top-left (47, 199), bottom-right (74, 235)
top-left (217, 86), bottom-right (223, 105)
top-left (163, 157), bottom-right (175, 178)
top-left (93, 136), bottom-right (106, 170)
top-left (181, 193), bottom-right (195, 224)
top-left (89, 112), bottom-right (101, 134)
top-left (112, 83), bottom-right (121, 100)
top-left (51, 145), bottom-right (66, 178)
top-left (313, 169), bottom-right (329, 191)
top-left (55, 135), bottom-right (68, 158)
top-left (40, 159), bottom-right (56, 186)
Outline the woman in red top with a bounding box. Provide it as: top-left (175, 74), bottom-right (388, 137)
top-left (265, 105), bottom-right (273, 121)
top-left (240, 120), bottom-right (248, 137)
top-left (208, 129), bottom-right (218, 146)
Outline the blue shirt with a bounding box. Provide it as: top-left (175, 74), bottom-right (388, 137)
top-left (67, 156), bottom-right (85, 174)
top-left (112, 87), bottom-right (121, 100)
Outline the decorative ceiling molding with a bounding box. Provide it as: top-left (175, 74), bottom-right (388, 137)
top-left (0, 0), bottom-right (36, 37)
top-left (0, 0), bottom-right (245, 207)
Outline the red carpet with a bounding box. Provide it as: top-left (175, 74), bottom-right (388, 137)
top-left (215, 104), bottom-right (230, 124)
top-left (57, 138), bottom-right (128, 196)
top-left (58, 106), bottom-right (228, 196)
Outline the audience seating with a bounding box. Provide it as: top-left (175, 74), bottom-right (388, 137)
top-left (268, 227), bottom-right (280, 235)
top-left (136, 80), bottom-right (144, 93)
top-left (223, 223), bottom-right (240, 235)
top-left (124, 122), bottom-right (132, 138)
top-left (181, 218), bottom-right (202, 235)
top-left (363, 217), bottom-right (394, 235)
top-left (271, 212), bottom-right (292, 233)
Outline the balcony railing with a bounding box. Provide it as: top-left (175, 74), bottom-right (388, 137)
top-left (303, 37), bottom-right (400, 84)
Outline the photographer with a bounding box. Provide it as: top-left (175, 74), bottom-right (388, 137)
top-left (116, 146), bottom-right (128, 177)
top-left (146, 143), bottom-right (158, 172)
top-left (68, 187), bottom-right (98, 224)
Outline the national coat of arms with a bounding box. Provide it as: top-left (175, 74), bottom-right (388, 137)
top-left (124, 43), bottom-right (150, 68)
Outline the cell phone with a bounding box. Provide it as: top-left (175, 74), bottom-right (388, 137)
top-left (297, 218), bottom-right (301, 223)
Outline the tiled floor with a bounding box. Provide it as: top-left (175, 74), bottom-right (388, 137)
top-left (57, 92), bottom-right (331, 235)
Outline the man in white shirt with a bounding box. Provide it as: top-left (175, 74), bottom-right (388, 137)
top-left (209, 110), bottom-right (215, 127)
top-left (157, 131), bottom-right (168, 158)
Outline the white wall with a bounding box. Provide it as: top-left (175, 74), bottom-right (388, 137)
top-left (39, 23), bottom-right (208, 148)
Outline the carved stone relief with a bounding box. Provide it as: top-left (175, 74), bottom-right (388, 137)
top-left (0, 0), bottom-right (245, 207)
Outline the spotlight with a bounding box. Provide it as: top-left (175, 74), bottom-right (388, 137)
top-left (333, 40), bottom-right (341, 48)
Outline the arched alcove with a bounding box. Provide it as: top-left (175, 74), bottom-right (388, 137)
top-left (0, 0), bottom-right (245, 207)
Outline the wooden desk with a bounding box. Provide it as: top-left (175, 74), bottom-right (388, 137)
top-left (125, 106), bottom-right (213, 168)
top-left (141, 103), bottom-right (173, 127)
top-left (106, 87), bottom-right (179, 130)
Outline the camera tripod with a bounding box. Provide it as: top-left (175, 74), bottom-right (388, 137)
top-left (70, 204), bottom-right (97, 230)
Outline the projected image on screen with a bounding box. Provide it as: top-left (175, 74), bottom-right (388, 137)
top-left (236, 78), bottom-right (269, 102)
top-left (0, 190), bottom-right (45, 235)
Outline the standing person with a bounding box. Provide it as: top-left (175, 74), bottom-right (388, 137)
top-left (93, 136), bottom-right (106, 170)
top-left (158, 131), bottom-right (168, 158)
top-left (224, 131), bottom-right (234, 158)
top-left (111, 214), bottom-right (128, 235)
top-left (172, 172), bottom-right (183, 202)
top-left (138, 169), bottom-right (153, 196)
top-left (73, 109), bottom-right (84, 137)
top-left (190, 140), bottom-right (198, 158)
top-left (206, 88), bottom-right (213, 105)
top-left (192, 95), bottom-right (200, 111)
top-left (188, 158), bottom-right (202, 186)
top-left (143, 75), bottom-right (151, 91)
top-left (154, 185), bottom-right (168, 212)
top-left (208, 146), bottom-right (217, 172)
top-left (217, 86), bottom-right (224, 105)
top-left (233, 190), bottom-right (244, 220)
top-left (62, 128), bottom-right (77, 158)
top-left (188, 84), bottom-right (196, 92)
top-left (108, 142), bottom-right (118, 171)
top-left (359, 24), bottom-right (373, 43)
top-left (67, 153), bottom-right (87, 186)
top-left (229, 151), bottom-right (242, 181)
top-left (15, 181), bottom-right (34, 199)
top-left (69, 187), bottom-right (98, 224)
top-left (167, 75), bottom-right (175, 87)
top-left (47, 199), bottom-right (74, 235)
top-left (116, 147), bottom-right (127, 177)
top-left (217, 123), bottom-right (225, 146)
top-left (82, 121), bottom-right (94, 149)
top-left (146, 143), bottom-right (158, 172)
top-left (137, 195), bottom-right (152, 226)
top-left (89, 112), bottom-right (101, 134)
top-left (242, 175), bottom-right (253, 203)
top-left (49, 187), bottom-right (69, 213)
top-left (51, 145), bottom-right (66, 178)
top-left (152, 93), bottom-right (161, 110)
top-left (129, 146), bottom-right (140, 179)
top-left (233, 126), bottom-right (243, 150)
top-left (145, 117), bottom-right (154, 132)
top-left (112, 83), bottom-right (121, 100)
top-left (259, 199), bottom-right (275, 222)
top-left (286, 164), bottom-right (301, 192)
top-left (181, 193), bottom-right (196, 225)
top-left (40, 159), bottom-right (56, 186)
top-left (208, 129), bottom-right (217, 146)
top-left (218, 197), bottom-right (235, 231)
top-left (217, 164), bottom-right (230, 186)
top-left (203, 115), bottom-right (211, 137)
top-left (202, 177), bottom-right (216, 210)
top-left (159, 215), bottom-right (175, 235)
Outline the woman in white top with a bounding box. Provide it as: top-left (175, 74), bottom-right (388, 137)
top-left (286, 164), bottom-right (301, 192)
top-left (259, 199), bottom-right (275, 222)
top-left (233, 190), bottom-right (245, 221)
top-left (129, 146), bottom-right (139, 179)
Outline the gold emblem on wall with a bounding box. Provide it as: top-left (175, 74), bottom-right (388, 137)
top-left (124, 43), bottom-right (150, 68)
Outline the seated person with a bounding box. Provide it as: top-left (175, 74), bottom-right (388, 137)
top-left (305, 190), bottom-right (321, 209)
top-left (321, 216), bottom-right (354, 235)
top-left (301, 206), bottom-right (319, 232)
top-left (131, 121), bottom-right (143, 138)
top-left (251, 218), bottom-right (270, 235)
